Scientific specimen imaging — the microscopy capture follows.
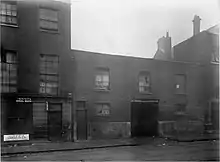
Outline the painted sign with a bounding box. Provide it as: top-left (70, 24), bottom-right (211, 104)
top-left (16, 98), bottom-right (32, 103)
top-left (3, 134), bottom-right (29, 141)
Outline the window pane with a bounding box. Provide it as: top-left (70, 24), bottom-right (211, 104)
top-left (1, 10), bottom-right (6, 15)
top-left (6, 10), bottom-right (11, 16)
top-left (2, 84), bottom-right (9, 92)
top-left (46, 87), bottom-right (57, 95)
top-left (6, 52), bottom-right (16, 63)
top-left (11, 17), bottom-right (17, 24)
top-left (46, 67), bottom-right (58, 74)
top-left (11, 5), bottom-right (16, 11)
top-left (139, 82), bottom-right (144, 86)
top-left (40, 82), bottom-right (46, 87)
top-left (10, 64), bottom-right (17, 71)
top-left (40, 20), bottom-right (58, 30)
top-left (1, 15), bottom-right (6, 22)
top-left (1, 3), bottom-right (6, 10)
top-left (6, 4), bottom-right (11, 10)
top-left (9, 86), bottom-right (17, 92)
top-left (103, 75), bottom-right (109, 82)
top-left (95, 75), bottom-right (102, 82)
top-left (10, 71), bottom-right (17, 77)
top-left (40, 8), bottom-right (58, 21)
top-left (11, 10), bottom-right (16, 16)
top-left (46, 82), bottom-right (58, 88)
top-left (9, 78), bottom-right (17, 84)
top-left (46, 75), bottom-right (58, 81)
top-left (39, 87), bottom-right (46, 93)
top-left (102, 81), bottom-right (109, 87)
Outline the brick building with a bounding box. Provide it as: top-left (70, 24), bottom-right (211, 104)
top-left (1, 0), bottom-right (74, 141)
top-left (1, 0), bottom-right (218, 142)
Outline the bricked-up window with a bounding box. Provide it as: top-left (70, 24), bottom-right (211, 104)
top-left (0, 50), bottom-right (17, 92)
top-left (175, 74), bottom-right (186, 94)
top-left (95, 103), bottom-right (110, 116)
top-left (95, 68), bottom-right (110, 90)
top-left (0, 1), bottom-right (17, 26)
top-left (39, 54), bottom-right (59, 95)
top-left (138, 72), bottom-right (151, 93)
top-left (39, 8), bottom-right (58, 31)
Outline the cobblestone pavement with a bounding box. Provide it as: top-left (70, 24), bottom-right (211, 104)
top-left (2, 140), bottom-right (219, 161)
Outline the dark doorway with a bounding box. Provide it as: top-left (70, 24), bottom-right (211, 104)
top-left (48, 103), bottom-right (62, 141)
top-left (131, 99), bottom-right (159, 137)
top-left (76, 101), bottom-right (87, 140)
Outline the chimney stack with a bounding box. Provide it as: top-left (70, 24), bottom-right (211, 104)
top-left (193, 15), bottom-right (201, 36)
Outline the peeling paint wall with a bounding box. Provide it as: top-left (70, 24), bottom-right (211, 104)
top-left (89, 122), bottom-right (131, 139)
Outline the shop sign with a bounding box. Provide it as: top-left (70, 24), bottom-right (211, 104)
top-left (16, 98), bottom-right (32, 103)
top-left (3, 134), bottom-right (29, 141)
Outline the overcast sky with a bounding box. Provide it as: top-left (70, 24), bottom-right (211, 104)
top-left (71, 0), bottom-right (219, 58)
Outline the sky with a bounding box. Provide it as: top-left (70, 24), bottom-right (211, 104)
top-left (70, 0), bottom-right (220, 58)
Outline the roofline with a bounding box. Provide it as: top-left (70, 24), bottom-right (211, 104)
top-left (174, 24), bottom-right (219, 48)
top-left (71, 49), bottom-right (202, 66)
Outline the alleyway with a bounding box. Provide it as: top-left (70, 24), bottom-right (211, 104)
top-left (2, 140), bottom-right (219, 161)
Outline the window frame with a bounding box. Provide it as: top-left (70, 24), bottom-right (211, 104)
top-left (138, 71), bottom-right (152, 94)
top-left (94, 67), bottom-right (110, 91)
top-left (39, 7), bottom-right (59, 33)
top-left (174, 74), bottom-right (187, 95)
top-left (94, 102), bottom-right (111, 116)
top-left (0, 49), bottom-right (18, 93)
top-left (39, 54), bottom-right (59, 96)
top-left (0, 1), bottom-right (18, 27)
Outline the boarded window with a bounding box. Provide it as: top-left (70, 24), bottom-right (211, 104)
top-left (39, 8), bottom-right (58, 31)
top-left (175, 74), bottom-right (186, 94)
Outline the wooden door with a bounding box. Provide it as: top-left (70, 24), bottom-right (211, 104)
top-left (76, 101), bottom-right (87, 140)
top-left (131, 100), bottom-right (159, 137)
top-left (48, 103), bottom-right (62, 141)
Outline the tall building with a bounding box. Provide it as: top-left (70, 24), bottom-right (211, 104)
top-left (1, 0), bottom-right (74, 141)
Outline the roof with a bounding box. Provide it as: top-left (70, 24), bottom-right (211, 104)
top-left (206, 24), bottom-right (219, 35)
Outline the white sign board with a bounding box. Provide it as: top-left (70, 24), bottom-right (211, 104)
top-left (4, 134), bottom-right (29, 141)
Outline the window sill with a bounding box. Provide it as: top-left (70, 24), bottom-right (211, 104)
top-left (0, 23), bottom-right (18, 28)
top-left (139, 92), bottom-right (153, 95)
top-left (174, 93), bottom-right (187, 95)
top-left (40, 29), bottom-right (59, 34)
top-left (94, 88), bottom-right (110, 92)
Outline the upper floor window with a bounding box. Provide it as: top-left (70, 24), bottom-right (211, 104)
top-left (211, 49), bottom-right (219, 64)
top-left (174, 74), bottom-right (186, 94)
top-left (39, 8), bottom-right (58, 32)
top-left (0, 1), bottom-right (17, 26)
top-left (138, 71), bottom-right (151, 93)
top-left (95, 68), bottom-right (110, 91)
top-left (0, 49), bottom-right (17, 93)
top-left (39, 54), bottom-right (59, 95)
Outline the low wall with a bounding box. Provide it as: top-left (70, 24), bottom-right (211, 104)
top-left (89, 122), bottom-right (131, 139)
top-left (158, 120), bottom-right (204, 137)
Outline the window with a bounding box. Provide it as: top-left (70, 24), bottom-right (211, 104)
top-left (39, 54), bottom-right (59, 95)
top-left (174, 74), bottom-right (186, 94)
top-left (95, 68), bottom-right (110, 90)
top-left (0, 49), bottom-right (17, 92)
top-left (95, 103), bottom-right (110, 116)
top-left (39, 8), bottom-right (58, 31)
top-left (138, 72), bottom-right (151, 93)
top-left (211, 49), bottom-right (219, 63)
top-left (0, 1), bottom-right (17, 26)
